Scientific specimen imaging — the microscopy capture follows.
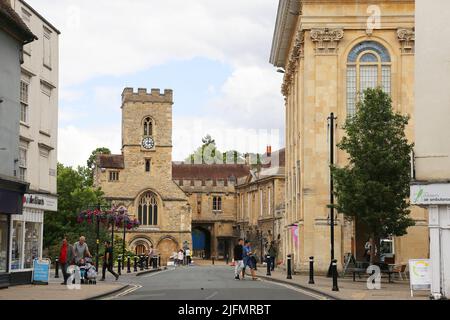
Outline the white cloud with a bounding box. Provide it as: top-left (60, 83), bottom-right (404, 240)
top-left (26, 0), bottom-right (285, 167)
top-left (27, 0), bottom-right (279, 86)
top-left (173, 115), bottom-right (283, 162)
top-left (58, 125), bottom-right (121, 167)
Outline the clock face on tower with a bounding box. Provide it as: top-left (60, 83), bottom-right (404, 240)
top-left (142, 137), bottom-right (155, 149)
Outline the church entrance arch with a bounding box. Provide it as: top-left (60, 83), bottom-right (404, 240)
top-left (129, 237), bottom-right (152, 255)
top-left (157, 237), bottom-right (178, 266)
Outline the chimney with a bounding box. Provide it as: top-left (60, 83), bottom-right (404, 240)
top-left (266, 146), bottom-right (272, 158)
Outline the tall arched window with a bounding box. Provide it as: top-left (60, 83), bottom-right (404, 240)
top-left (143, 117), bottom-right (153, 136)
top-left (138, 192), bottom-right (158, 226)
top-left (347, 41), bottom-right (391, 118)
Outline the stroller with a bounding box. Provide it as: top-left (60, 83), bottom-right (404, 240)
top-left (78, 257), bottom-right (97, 285)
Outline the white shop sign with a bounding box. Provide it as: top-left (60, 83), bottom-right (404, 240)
top-left (409, 259), bottom-right (431, 297)
top-left (411, 184), bottom-right (450, 205)
top-left (23, 194), bottom-right (58, 212)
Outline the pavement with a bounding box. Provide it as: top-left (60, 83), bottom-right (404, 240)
top-left (256, 267), bottom-right (430, 300)
top-left (0, 265), bottom-right (159, 300)
top-left (0, 260), bottom-right (431, 300)
top-left (102, 264), bottom-right (328, 300)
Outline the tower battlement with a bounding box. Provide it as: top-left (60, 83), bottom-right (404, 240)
top-left (122, 87), bottom-right (173, 104)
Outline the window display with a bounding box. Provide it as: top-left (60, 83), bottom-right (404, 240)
top-left (11, 221), bottom-right (24, 270)
top-left (24, 222), bottom-right (41, 269)
top-left (0, 215), bottom-right (8, 273)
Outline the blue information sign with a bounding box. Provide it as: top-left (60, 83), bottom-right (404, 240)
top-left (32, 259), bottom-right (50, 285)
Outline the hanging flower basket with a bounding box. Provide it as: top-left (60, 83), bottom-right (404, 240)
top-left (77, 207), bottom-right (140, 230)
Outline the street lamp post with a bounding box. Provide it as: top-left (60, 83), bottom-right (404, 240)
top-left (122, 221), bottom-right (126, 270)
top-left (95, 202), bottom-right (104, 271)
top-left (327, 113), bottom-right (338, 278)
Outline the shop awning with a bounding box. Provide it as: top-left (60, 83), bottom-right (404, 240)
top-left (0, 176), bottom-right (29, 214)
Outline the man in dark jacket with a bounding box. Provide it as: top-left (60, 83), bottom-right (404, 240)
top-left (268, 241), bottom-right (277, 271)
top-left (233, 238), bottom-right (244, 280)
top-left (100, 241), bottom-right (119, 281)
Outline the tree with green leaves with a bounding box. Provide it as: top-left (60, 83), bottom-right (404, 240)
top-left (186, 135), bottom-right (223, 164)
top-left (85, 147), bottom-right (111, 186)
top-left (331, 88), bottom-right (415, 264)
top-left (43, 162), bottom-right (108, 259)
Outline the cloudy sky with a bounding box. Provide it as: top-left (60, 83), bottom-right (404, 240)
top-left (27, 0), bottom-right (285, 167)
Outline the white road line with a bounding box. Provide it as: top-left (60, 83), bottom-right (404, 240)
top-left (144, 268), bottom-right (174, 278)
top-left (101, 284), bottom-right (142, 300)
top-left (260, 279), bottom-right (330, 300)
top-left (204, 291), bottom-right (219, 300)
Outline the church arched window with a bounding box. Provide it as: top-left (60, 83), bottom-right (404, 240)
top-left (143, 117), bottom-right (153, 136)
top-left (138, 192), bottom-right (158, 226)
top-left (347, 41), bottom-right (391, 118)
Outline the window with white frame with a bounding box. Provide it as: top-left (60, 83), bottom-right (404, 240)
top-left (268, 187), bottom-right (272, 217)
top-left (260, 189), bottom-right (263, 217)
top-left (19, 142), bottom-right (28, 182)
top-left (213, 196), bottom-right (222, 212)
top-left (43, 27), bottom-right (52, 68)
top-left (20, 78), bottom-right (30, 123)
top-left (346, 41), bottom-right (392, 118)
top-left (21, 9), bottom-right (32, 55)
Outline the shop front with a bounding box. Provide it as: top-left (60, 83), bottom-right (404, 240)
top-left (0, 179), bottom-right (28, 289)
top-left (9, 193), bottom-right (57, 286)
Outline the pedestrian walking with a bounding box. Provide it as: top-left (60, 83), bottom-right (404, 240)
top-left (233, 238), bottom-right (245, 280)
top-left (243, 240), bottom-right (257, 280)
top-left (177, 249), bottom-right (184, 266)
top-left (100, 241), bottom-right (119, 281)
top-left (59, 236), bottom-right (74, 285)
top-left (364, 238), bottom-right (377, 263)
top-left (268, 241), bottom-right (277, 271)
top-left (185, 248), bottom-right (192, 265)
top-left (73, 236), bottom-right (91, 265)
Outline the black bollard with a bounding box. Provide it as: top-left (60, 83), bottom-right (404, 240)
top-left (332, 259), bottom-right (339, 292)
top-left (287, 254), bottom-right (292, 279)
top-left (127, 256), bottom-right (131, 273)
top-left (117, 257), bottom-right (122, 275)
top-left (134, 256), bottom-right (138, 272)
top-left (266, 255), bottom-right (271, 276)
top-left (145, 255), bottom-right (149, 270)
top-left (55, 257), bottom-right (60, 279)
top-left (309, 256), bottom-right (315, 284)
top-left (212, 256), bottom-right (215, 265)
top-left (158, 255), bottom-right (161, 267)
top-left (139, 255), bottom-right (144, 271)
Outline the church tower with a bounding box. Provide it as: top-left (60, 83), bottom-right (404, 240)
top-left (95, 88), bottom-right (191, 265)
top-left (121, 88), bottom-right (174, 182)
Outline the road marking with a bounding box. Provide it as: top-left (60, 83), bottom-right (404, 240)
top-left (101, 284), bottom-right (143, 300)
top-left (204, 291), bottom-right (219, 300)
top-left (260, 279), bottom-right (330, 300)
top-left (144, 268), bottom-right (173, 278)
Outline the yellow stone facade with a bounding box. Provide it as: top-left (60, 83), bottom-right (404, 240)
top-left (94, 88), bottom-right (191, 265)
top-left (236, 149), bottom-right (286, 263)
top-left (270, 0), bottom-right (429, 272)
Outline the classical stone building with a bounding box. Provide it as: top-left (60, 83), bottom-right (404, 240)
top-left (236, 148), bottom-right (286, 264)
top-left (173, 163), bottom-right (249, 260)
top-left (270, 0), bottom-right (428, 272)
top-left (94, 88), bottom-right (252, 264)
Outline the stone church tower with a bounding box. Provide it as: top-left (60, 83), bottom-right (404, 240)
top-left (94, 88), bottom-right (191, 265)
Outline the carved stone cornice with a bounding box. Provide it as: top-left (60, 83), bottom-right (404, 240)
top-left (310, 28), bottom-right (344, 55)
top-left (397, 28), bottom-right (415, 54)
top-left (281, 30), bottom-right (305, 97)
